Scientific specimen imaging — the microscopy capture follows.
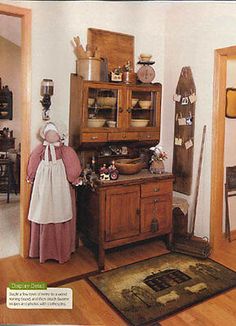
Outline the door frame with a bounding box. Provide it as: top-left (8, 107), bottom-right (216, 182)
top-left (0, 3), bottom-right (31, 257)
top-left (210, 46), bottom-right (236, 250)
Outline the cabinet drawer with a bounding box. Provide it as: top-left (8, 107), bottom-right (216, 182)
top-left (81, 133), bottom-right (107, 143)
top-left (139, 131), bottom-right (160, 141)
top-left (108, 132), bottom-right (138, 142)
top-left (141, 181), bottom-right (172, 198)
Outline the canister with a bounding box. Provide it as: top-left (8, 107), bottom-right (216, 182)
top-left (76, 57), bottom-right (101, 81)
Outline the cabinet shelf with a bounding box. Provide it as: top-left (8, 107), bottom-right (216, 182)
top-left (88, 106), bottom-right (115, 110)
top-left (131, 108), bottom-right (153, 111)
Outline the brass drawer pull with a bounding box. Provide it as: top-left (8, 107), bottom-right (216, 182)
top-left (119, 107), bottom-right (123, 113)
top-left (154, 199), bottom-right (159, 203)
top-left (127, 108), bottom-right (132, 113)
top-left (91, 136), bottom-right (98, 140)
top-left (147, 135), bottom-right (151, 138)
top-left (122, 134), bottom-right (126, 139)
top-left (154, 188), bottom-right (160, 192)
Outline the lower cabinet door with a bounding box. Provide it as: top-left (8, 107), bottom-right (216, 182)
top-left (105, 185), bottom-right (140, 241)
top-left (141, 195), bottom-right (172, 235)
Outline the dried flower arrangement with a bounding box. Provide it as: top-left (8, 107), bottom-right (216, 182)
top-left (150, 145), bottom-right (168, 162)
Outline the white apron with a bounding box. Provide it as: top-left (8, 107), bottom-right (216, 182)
top-left (28, 144), bottom-right (73, 224)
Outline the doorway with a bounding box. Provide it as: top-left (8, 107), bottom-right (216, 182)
top-left (211, 45), bottom-right (236, 251)
top-left (0, 3), bottom-right (31, 258)
top-left (0, 16), bottom-right (21, 256)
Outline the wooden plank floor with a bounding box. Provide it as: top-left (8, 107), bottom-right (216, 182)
top-left (1, 279), bottom-right (127, 325)
top-left (1, 239), bottom-right (236, 325)
top-left (0, 246), bottom-right (98, 302)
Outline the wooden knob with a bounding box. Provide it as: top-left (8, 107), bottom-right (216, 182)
top-left (91, 136), bottom-right (98, 140)
top-left (154, 188), bottom-right (160, 192)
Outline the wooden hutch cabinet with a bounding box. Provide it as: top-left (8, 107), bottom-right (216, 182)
top-left (69, 74), bottom-right (173, 270)
top-left (78, 171), bottom-right (174, 270)
top-left (69, 74), bottom-right (161, 148)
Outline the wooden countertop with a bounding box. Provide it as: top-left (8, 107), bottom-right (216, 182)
top-left (98, 169), bottom-right (174, 188)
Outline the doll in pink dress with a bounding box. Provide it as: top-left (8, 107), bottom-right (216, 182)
top-left (27, 122), bottom-right (82, 263)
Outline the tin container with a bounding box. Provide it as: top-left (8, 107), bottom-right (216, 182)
top-left (76, 57), bottom-right (101, 81)
top-left (122, 72), bottom-right (136, 84)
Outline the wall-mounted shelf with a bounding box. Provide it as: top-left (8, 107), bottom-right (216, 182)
top-left (0, 86), bottom-right (13, 120)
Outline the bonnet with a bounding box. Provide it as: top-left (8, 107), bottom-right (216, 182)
top-left (39, 122), bottom-right (60, 140)
top-left (39, 122), bottom-right (67, 143)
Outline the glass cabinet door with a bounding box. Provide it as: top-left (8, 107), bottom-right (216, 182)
top-left (128, 90), bottom-right (158, 128)
top-left (86, 87), bottom-right (120, 128)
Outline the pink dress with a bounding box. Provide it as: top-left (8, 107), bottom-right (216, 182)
top-left (27, 143), bottom-right (82, 263)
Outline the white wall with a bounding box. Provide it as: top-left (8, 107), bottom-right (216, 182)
top-left (0, 36), bottom-right (21, 149)
top-left (163, 2), bottom-right (236, 237)
top-left (224, 58), bottom-right (236, 231)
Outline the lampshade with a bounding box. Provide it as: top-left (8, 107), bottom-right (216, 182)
top-left (41, 79), bottom-right (54, 96)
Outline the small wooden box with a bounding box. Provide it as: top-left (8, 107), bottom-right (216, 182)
top-left (110, 72), bottom-right (122, 82)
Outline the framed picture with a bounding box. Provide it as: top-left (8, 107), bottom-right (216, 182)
top-left (226, 88), bottom-right (236, 118)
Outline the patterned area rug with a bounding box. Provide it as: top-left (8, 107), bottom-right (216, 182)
top-left (88, 253), bottom-right (236, 326)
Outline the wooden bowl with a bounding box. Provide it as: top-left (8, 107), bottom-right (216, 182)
top-left (115, 158), bottom-right (144, 175)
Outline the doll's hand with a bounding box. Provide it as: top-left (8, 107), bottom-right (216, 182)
top-left (26, 177), bottom-right (34, 185)
top-left (72, 177), bottom-right (83, 186)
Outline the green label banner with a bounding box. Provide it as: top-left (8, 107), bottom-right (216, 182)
top-left (8, 282), bottom-right (47, 290)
